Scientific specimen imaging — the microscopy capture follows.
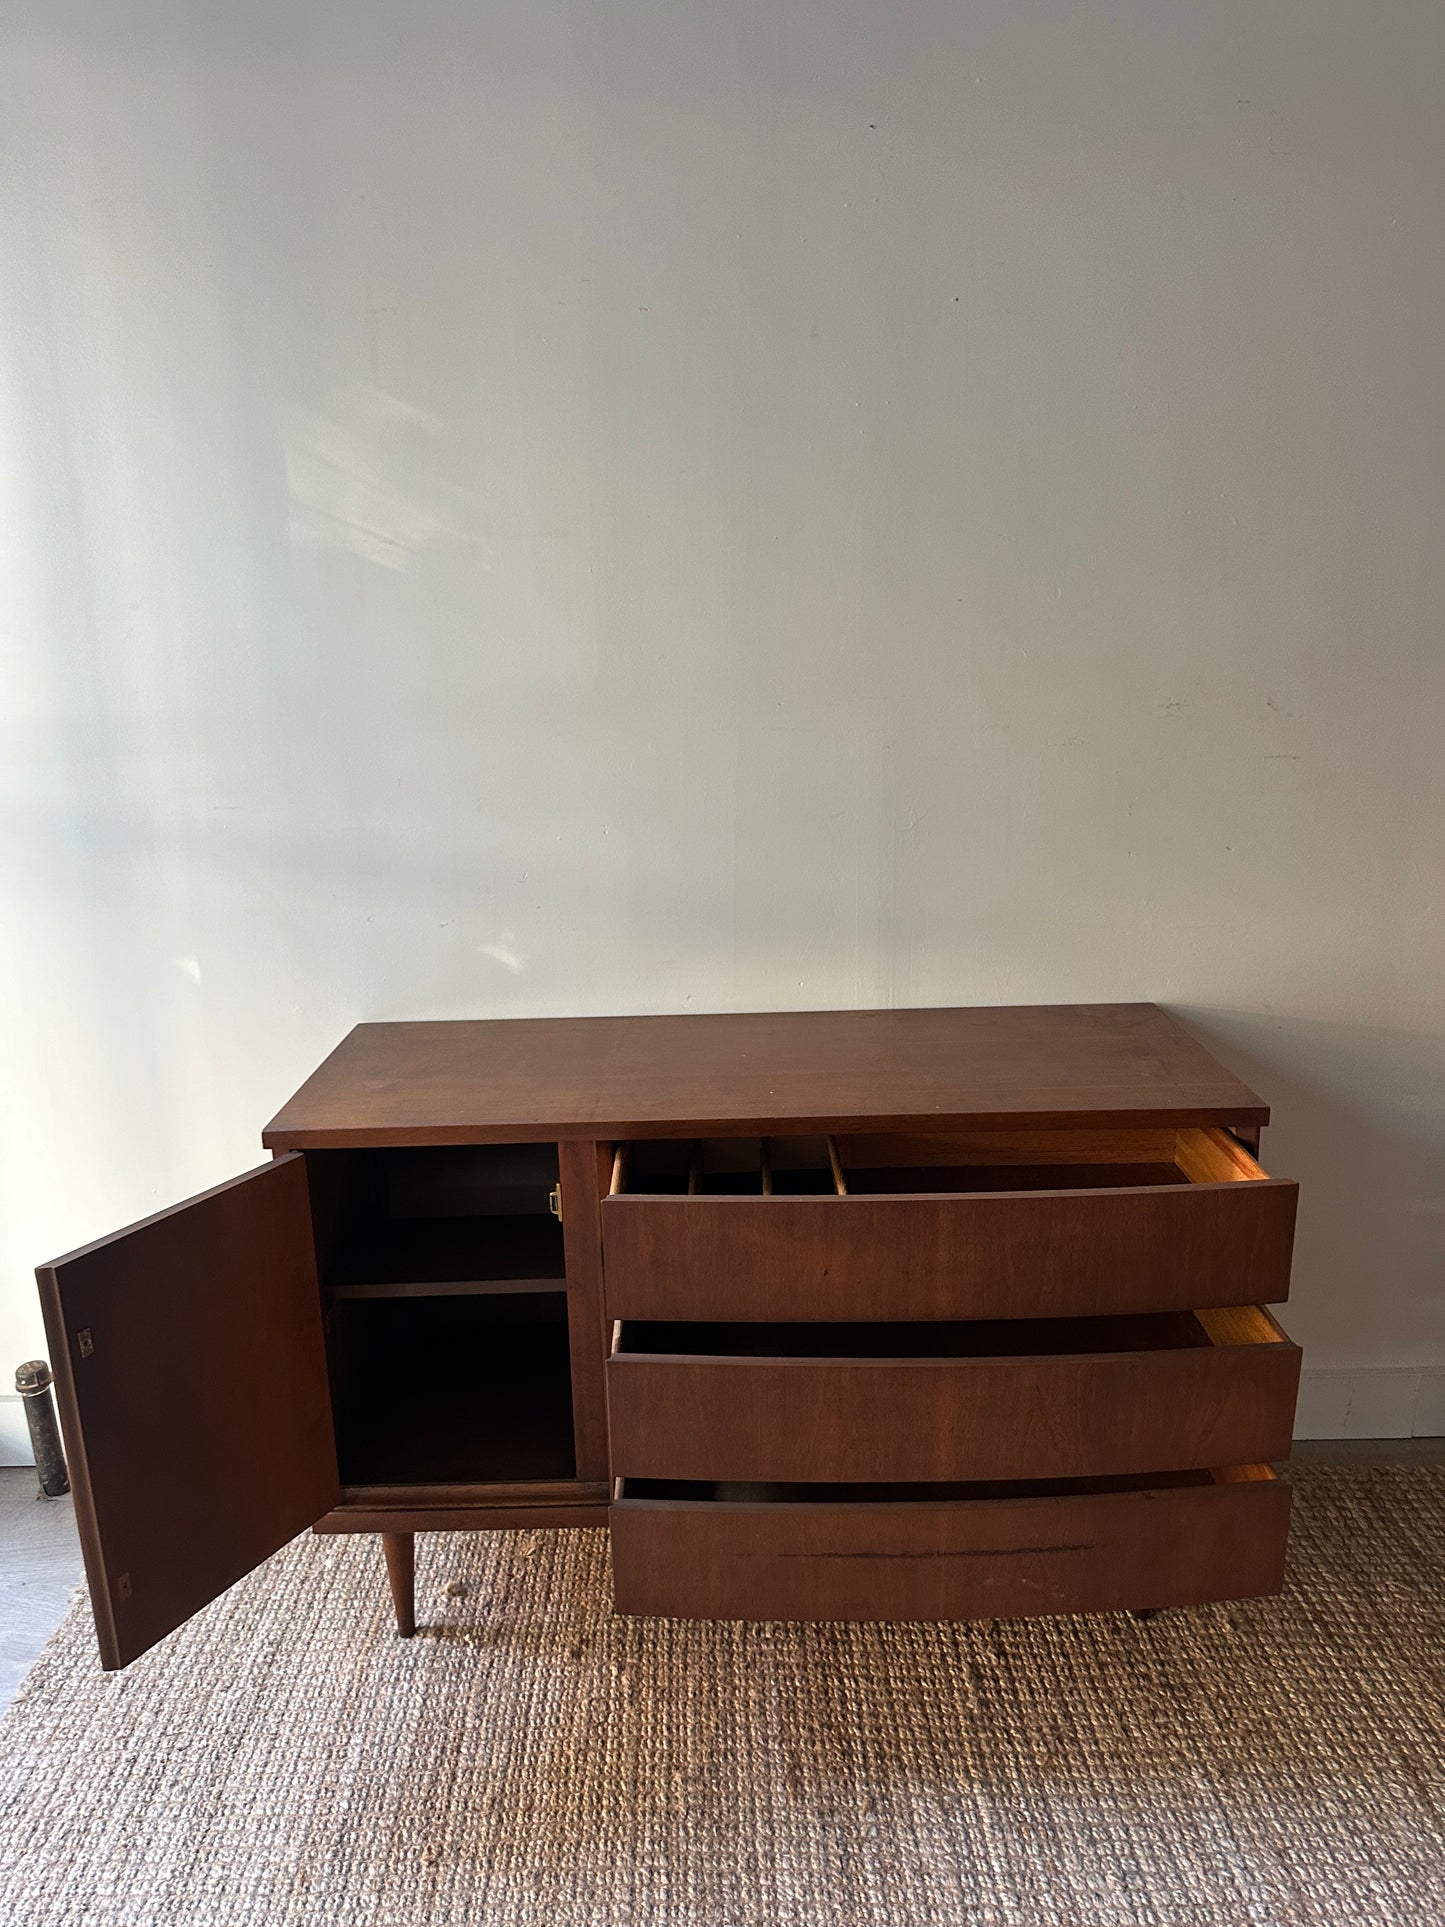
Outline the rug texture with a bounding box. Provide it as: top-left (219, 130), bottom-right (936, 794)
top-left (1, 1464), bottom-right (1442, 1926)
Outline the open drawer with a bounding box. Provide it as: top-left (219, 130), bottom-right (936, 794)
top-left (601, 1128), bottom-right (1297, 1321)
top-left (610, 1465), bottom-right (1292, 1622)
top-left (606, 1304), bottom-right (1301, 1484)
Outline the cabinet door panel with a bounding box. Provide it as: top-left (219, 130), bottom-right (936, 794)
top-left (36, 1155), bottom-right (337, 1669)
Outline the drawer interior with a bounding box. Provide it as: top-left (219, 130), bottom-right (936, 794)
top-left (613, 1305), bottom-right (1288, 1360)
top-left (617, 1466), bottom-right (1277, 1504)
top-left (611, 1126), bottom-right (1271, 1198)
top-left (614, 1136), bottom-right (842, 1197)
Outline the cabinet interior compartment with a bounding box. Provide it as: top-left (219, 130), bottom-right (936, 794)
top-left (328, 1290), bottom-right (576, 1485)
top-left (308, 1143), bottom-right (565, 1297)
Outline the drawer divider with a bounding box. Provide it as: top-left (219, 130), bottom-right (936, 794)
top-left (826, 1136), bottom-right (847, 1196)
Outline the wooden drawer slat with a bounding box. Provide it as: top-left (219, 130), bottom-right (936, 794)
top-left (603, 1179), bottom-right (1297, 1321)
top-left (606, 1309), bottom-right (1301, 1484)
top-left (610, 1471), bottom-right (1292, 1621)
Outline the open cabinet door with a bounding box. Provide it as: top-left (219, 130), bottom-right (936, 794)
top-left (36, 1155), bottom-right (339, 1669)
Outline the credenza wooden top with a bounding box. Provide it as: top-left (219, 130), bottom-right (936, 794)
top-left (261, 1003), bottom-right (1267, 1149)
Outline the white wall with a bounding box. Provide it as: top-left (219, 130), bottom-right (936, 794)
top-left (2, 1), bottom-right (1442, 1456)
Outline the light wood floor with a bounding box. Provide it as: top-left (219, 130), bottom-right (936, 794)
top-left (1, 1470), bottom-right (83, 1710)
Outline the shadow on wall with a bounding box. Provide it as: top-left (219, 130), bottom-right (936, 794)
top-left (1174, 1006), bottom-right (1445, 1372)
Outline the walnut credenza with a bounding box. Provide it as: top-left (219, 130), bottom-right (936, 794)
top-left (36, 1003), bottom-right (1300, 1670)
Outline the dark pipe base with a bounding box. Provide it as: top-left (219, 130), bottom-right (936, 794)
top-left (15, 1360), bottom-right (70, 1499)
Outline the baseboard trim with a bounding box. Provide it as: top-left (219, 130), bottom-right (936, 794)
top-left (1293, 1366), bottom-right (1445, 1440)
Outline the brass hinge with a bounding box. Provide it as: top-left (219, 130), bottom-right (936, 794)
top-left (548, 1183), bottom-right (563, 1225)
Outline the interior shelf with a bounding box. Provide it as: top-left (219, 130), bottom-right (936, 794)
top-left (310, 1141), bottom-right (566, 1300)
top-left (326, 1215), bottom-right (566, 1299)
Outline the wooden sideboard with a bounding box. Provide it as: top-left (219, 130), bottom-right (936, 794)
top-left (36, 1003), bottom-right (1300, 1670)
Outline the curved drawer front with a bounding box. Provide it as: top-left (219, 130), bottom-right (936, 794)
top-left (606, 1308), bottom-right (1300, 1484)
top-left (610, 1469), bottom-right (1292, 1622)
top-left (602, 1179), bottom-right (1297, 1321)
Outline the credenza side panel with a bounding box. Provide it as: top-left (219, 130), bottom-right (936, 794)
top-left (559, 1139), bottom-right (612, 1479)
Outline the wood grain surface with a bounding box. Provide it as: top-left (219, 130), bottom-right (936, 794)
top-left (610, 1473), bottom-right (1292, 1621)
top-left (36, 1157), bottom-right (338, 1669)
top-left (606, 1311), bottom-right (1301, 1483)
top-left (262, 1004), bottom-right (1269, 1148)
top-left (601, 1178), bottom-right (1298, 1320)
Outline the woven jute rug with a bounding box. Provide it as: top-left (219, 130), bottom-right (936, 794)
top-left (1, 1464), bottom-right (1442, 1926)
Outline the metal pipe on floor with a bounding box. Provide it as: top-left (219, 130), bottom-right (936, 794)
top-left (14, 1361), bottom-right (69, 1499)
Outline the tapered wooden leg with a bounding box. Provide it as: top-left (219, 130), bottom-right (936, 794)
top-left (382, 1532), bottom-right (416, 1638)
